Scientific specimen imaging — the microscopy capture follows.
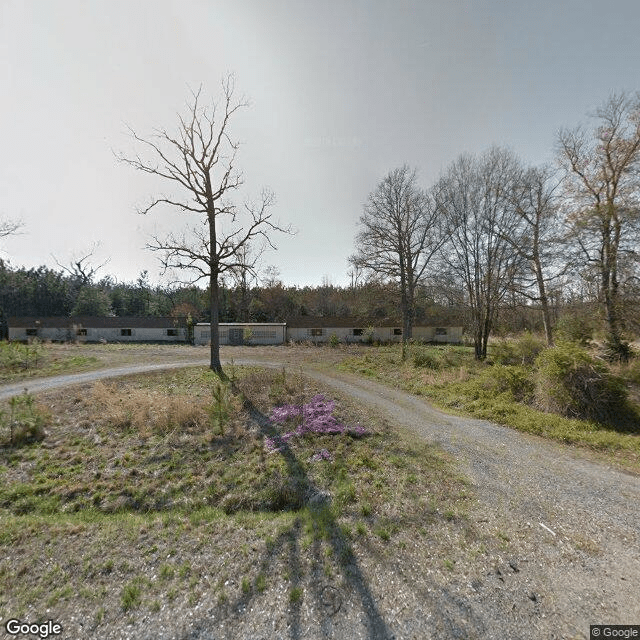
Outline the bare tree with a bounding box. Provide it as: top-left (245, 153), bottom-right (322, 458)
top-left (0, 219), bottom-right (24, 239)
top-left (118, 78), bottom-right (290, 373)
top-left (435, 147), bottom-right (524, 360)
top-left (505, 165), bottom-right (564, 346)
top-left (350, 165), bottom-right (445, 359)
top-left (53, 242), bottom-right (110, 286)
top-left (558, 92), bottom-right (640, 357)
top-left (226, 242), bottom-right (258, 322)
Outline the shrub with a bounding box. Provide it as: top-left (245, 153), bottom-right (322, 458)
top-left (492, 334), bottom-right (545, 366)
top-left (413, 351), bottom-right (441, 370)
top-left (603, 334), bottom-right (634, 363)
top-left (554, 315), bottom-right (595, 346)
top-left (329, 334), bottom-right (340, 348)
top-left (5, 392), bottom-right (47, 445)
top-left (534, 343), bottom-right (629, 424)
top-left (477, 365), bottom-right (534, 402)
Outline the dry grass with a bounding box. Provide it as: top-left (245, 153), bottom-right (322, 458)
top-left (91, 381), bottom-right (212, 436)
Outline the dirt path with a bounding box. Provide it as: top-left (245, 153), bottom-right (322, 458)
top-left (2, 355), bottom-right (639, 638)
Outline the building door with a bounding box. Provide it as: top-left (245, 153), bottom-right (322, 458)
top-left (229, 328), bottom-right (244, 345)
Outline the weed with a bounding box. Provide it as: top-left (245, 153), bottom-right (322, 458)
top-left (209, 382), bottom-right (231, 436)
top-left (121, 581), bottom-right (142, 611)
top-left (374, 526), bottom-right (390, 541)
top-left (289, 586), bottom-right (303, 603)
top-left (159, 564), bottom-right (174, 581)
top-left (178, 562), bottom-right (191, 579)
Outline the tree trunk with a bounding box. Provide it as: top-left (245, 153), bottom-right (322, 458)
top-left (533, 254), bottom-right (554, 346)
top-left (209, 270), bottom-right (222, 373)
top-left (399, 254), bottom-right (409, 361)
top-left (209, 209), bottom-right (223, 374)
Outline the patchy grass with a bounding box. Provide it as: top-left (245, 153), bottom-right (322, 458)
top-left (340, 343), bottom-right (640, 471)
top-left (0, 366), bottom-right (483, 634)
top-left (0, 340), bottom-right (100, 382)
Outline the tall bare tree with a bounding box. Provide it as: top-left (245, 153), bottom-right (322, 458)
top-left (558, 92), bottom-right (640, 357)
top-left (350, 165), bottom-right (445, 359)
top-left (435, 147), bottom-right (523, 360)
top-left (505, 165), bottom-right (563, 346)
top-left (118, 78), bottom-right (289, 373)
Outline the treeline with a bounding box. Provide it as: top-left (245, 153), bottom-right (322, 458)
top-left (0, 257), bottom-right (604, 337)
top-left (0, 260), bottom-right (457, 323)
top-left (351, 92), bottom-right (640, 360)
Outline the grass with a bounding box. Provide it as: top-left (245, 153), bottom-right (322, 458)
top-left (0, 365), bottom-right (480, 633)
top-left (339, 341), bottom-right (640, 471)
top-left (0, 340), bottom-right (101, 382)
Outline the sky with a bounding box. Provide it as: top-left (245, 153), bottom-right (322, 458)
top-left (1, 0), bottom-right (640, 288)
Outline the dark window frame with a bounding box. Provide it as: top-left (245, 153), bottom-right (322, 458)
top-left (120, 328), bottom-right (132, 336)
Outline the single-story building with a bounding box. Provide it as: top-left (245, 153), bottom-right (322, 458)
top-left (8, 316), bottom-right (463, 346)
top-left (284, 317), bottom-right (462, 344)
top-left (8, 316), bottom-right (189, 343)
top-left (193, 322), bottom-right (287, 346)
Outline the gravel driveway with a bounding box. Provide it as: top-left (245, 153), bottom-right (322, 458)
top-left (3, 356), bottom-right (639, 639)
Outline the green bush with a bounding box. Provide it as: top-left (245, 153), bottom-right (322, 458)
top-left (554, 315), bottom-right (595, 346)
top-left (329, 334), bottom-right (340, 348)
top-left (5, 392), bottom-right (47, 446)
top-left (492, 334), bottom-right (545, 366)
top-left (534, 343), bottom-right (629, 424)
top-left (476, 365), bottom-right (534, 402)
top-left (413, 351), bottom-right (441, 370)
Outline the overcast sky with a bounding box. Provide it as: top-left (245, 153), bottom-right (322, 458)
top-left (2, 0), bottom-right (640, 287)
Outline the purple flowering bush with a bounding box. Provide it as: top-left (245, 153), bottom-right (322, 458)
top-left (265, 394), bottom-right (369, 454)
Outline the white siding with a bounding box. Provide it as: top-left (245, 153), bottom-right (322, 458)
top-left (194, 324), bottom-right (286, 346)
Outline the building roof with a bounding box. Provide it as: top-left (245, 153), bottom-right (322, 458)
top-left (8, 316), bottom-right (188, 329)
top-left (285, 316), bottom-right (402, 328)
top-left (195, 322), bottom-right (286, 327)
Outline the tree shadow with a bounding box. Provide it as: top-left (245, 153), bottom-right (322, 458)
top-left (181, 395), bottom-right (393, 640)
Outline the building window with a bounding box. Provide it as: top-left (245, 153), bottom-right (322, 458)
top-left (201, 331), bottom-right (211, 340)
top-left (76, 328), bottom-right (87, 336)
top-left (253, 330), bottom-right (277, 339)
top-left (393, 328), bottom-right (402, 335)
top-left (309, 328), bottom-right (323, 337)
top-left (435, 328), bottom-right (447, 336)
top-left (121, 329), bottom-right (132, 336)
top-left (166, 329), bottom-right (178, 336)
top-left (26, 328), bottom-right (38, 336)
top-left (353, 328), bottom-right (364, 336)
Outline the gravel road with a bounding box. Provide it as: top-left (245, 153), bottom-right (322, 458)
top-left (3, 356), bottom-right (639, 639)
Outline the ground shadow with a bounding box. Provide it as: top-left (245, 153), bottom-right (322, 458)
top-left (181, 392), bottom-right (393, 640)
